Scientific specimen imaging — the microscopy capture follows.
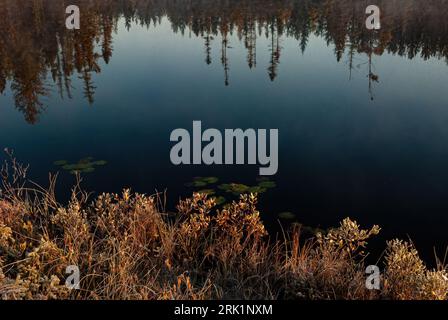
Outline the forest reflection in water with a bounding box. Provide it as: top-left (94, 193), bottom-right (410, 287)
top-left (1, 0), bottom-right (448, 124)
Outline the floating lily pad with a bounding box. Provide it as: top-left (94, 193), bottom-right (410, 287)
top-left (248, 186), bottom-right (268, 194)
top-left (79, 157), bottom-right (94, 164)
top-left (53, 160), bottom-right (68, 166)
top-left (55, 157), bottom-right (107, 175)
top-left (217, 184), bottom-right (229, 191)
top-left (189, 176), bottom-right (219, 187)
top-left (63, 163), bottom-right (92, 171)
top-left (218, 183), bottom-right (250, 195)
top-left (278, 212), bottom-right (296, 220)
top-left (71, 167), bottom-right (95, 174)
top-left (258, 180), bottom-right (276, 189)
top-left (92, 160), bottom-right (107, 166)
top-left (218, 181), bottom-right (274, 195)
top-left (192, 180), bottom-right (208, 187)
top-left (197, 189), bottom-right (216, 196)
top-left (202, 177), bottom-right (219, 184)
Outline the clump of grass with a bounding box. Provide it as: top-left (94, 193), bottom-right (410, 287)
top-left (0, 154), bottom-right (447, 300)
top-left (383, 239), bottom-right (448, 300)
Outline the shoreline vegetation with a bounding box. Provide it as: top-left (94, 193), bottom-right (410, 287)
top-left (0, 156), bottom-right (447, 300)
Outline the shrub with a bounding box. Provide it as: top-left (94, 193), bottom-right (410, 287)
top-left (383, 239), bottom-right (448, 300)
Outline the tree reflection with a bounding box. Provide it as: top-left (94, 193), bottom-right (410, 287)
top-left (1, 0), bottom-right (448, 123)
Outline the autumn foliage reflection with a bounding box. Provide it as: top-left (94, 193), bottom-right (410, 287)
top-left (1, 0), bottom-right (448, 123)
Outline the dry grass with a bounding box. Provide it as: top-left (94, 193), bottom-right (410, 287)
top-left (0, 154), bottom-right (447, 300)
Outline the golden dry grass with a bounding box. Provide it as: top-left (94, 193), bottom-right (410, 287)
top-left (0, 155), bottom-right (447, 300)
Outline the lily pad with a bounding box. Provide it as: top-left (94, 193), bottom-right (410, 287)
top-left (258, 181), bottom-right (276, 189)
top-left (190, 176), bottom-right (219, 187)
top-left (248, 186), bottom-right (268, 194)
top-left (192, 180), bottom-right (208, 187)
top-left (92, 160), bottom-right (107, 166)
top-left (79, 157), bottom-right (94, 164)
top-left (202, 177), bottom-right (219, 184)
top-left (197, 189), bottom-right (216, 196)
top-left (218, 183), bottom-right (250, 195)
top-left (55, 157), bottom-right (107, 175)
top-left (63, 163), bottom-right (91, 171)
top-left (71, 167), bottom-right (95, 174)
top-left (53, 160), bottom-right (68, 166)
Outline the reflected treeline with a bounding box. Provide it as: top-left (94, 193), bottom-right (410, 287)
top-left (1, 0), bottom-right (448, 123)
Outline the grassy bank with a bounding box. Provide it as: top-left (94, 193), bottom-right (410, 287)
top-left (0, 158), bottom-right (447, 300)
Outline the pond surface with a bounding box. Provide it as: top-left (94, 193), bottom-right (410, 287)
top-left (1, 0), bottom-right (448, 259)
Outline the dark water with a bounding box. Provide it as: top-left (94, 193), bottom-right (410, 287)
top-left (1, 0), bottom-right (448, 259)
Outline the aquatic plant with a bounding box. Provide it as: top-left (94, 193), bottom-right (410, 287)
top-left (258, 180), bottom-right (276, 189)
top-left (186, 177), bottom-right (277, 208)
top-left (53, 160), bottom-right (68, 166)
top-left (196, 189), bottom-right (215, 196)
top-left (218, 178), bottom-right (276, 196)
top-left (53, 157), bottom-right (107, 174)
top-left (186, 177), bottom-right (219, 188)
top-left (218, 183), bottom-right (250, 195)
